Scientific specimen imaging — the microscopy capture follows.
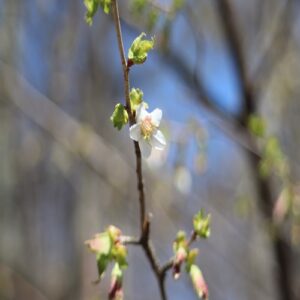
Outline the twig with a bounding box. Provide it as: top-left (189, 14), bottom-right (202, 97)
top-left (111, 1), bottom-right (168, 299)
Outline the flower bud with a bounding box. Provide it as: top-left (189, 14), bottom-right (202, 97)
top-left (172, 247), bottom-right (187, 280)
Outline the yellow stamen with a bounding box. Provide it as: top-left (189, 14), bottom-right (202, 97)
top-left (141, 116), bottom-right (154, 139)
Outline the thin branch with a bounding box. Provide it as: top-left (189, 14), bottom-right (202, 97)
top-left (111, 1), bottom-right (168, 299)
top-left (111, 0), bottom-right (134, 125)
top-left (111, 0), bottom-right (145, 231)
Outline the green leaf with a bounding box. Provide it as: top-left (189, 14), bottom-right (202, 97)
top-left (110, 103), bottom-right (129, 130)
top-left (85, 232), bottom-right (113, 279)
top-left (130, 88), bottom-right (144, 111)
top-left (248, 115), bottom-right (265, 138)
top-left (128, 32), bottom-right (154, 65)
top-left (84, 0), bottom-right (100, 25)
top-left (193, 210), bottom-right (211, 239)
top-left (96, 251), bottom-right (111, 279)
top-left (189, 264), bottom-right (209, 299)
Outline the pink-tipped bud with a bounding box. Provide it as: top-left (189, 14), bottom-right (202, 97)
top-left (190, 265), bottom-right (209, 300)
top-left (172, 247), bottom-right (187, 280)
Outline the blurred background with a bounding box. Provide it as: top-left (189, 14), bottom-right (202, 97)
top-left (0, 0), bottom-right (300, 299)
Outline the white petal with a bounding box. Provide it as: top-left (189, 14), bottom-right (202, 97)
top-left (139, 138), bottom-right (152, 158)
top-left (151, 130), bottom-right (166, 150)
top-left (136, 103), bottom-right (148, 123)
top-left (150, 108), bottom-right (162, 127)
top-left (129, 124), bottom-right (141, 141)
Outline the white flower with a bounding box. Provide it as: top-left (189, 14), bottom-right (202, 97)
top-left (129, 104), bottom-right (166, 158)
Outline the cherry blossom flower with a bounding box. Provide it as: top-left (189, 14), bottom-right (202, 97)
top-left (129, 104), bottom-right (166, 158)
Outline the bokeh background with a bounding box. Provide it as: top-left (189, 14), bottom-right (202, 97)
top-left (0, 0), bottom-right (300, 299)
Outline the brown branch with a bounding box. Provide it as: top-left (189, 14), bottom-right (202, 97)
top-left (111, 1), bottom-right (168, 299)
top-left (112, 0), bottom-right (146, 232)
top-left (214, 0), bottom-right (254, 123)
top-left (214, 1), bottom-right (294, 300)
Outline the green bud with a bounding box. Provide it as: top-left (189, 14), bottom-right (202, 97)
top-left (193, 210), bottom-right (211, 239)
top-left (130, 88), bottom-right (144, 111)
top-left (110, 103), bottom-right (129, 130)
top-left (128, 32), bottom-right (154, 65)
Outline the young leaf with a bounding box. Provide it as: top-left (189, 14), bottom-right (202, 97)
top-left (189, 264), bottom-right (209, 300)
top-left (85, 232), bottom-right (113, 279)
top-left (110, 103), bottom-right (129, 130)
top-left (128, 32), bottom-right (154, 65)
top-left (193, 210), bottom-right (211, 239)
top-left (96, 252), bottom-right (111, 281)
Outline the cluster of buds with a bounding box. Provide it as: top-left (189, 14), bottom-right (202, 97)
top-left (85, 226), bottom-right (127, 300)
top-left (172, 210), bottom-right (211, 299)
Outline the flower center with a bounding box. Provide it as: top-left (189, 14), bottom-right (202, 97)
top-left (141, 116), bottom-right (154, 139)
